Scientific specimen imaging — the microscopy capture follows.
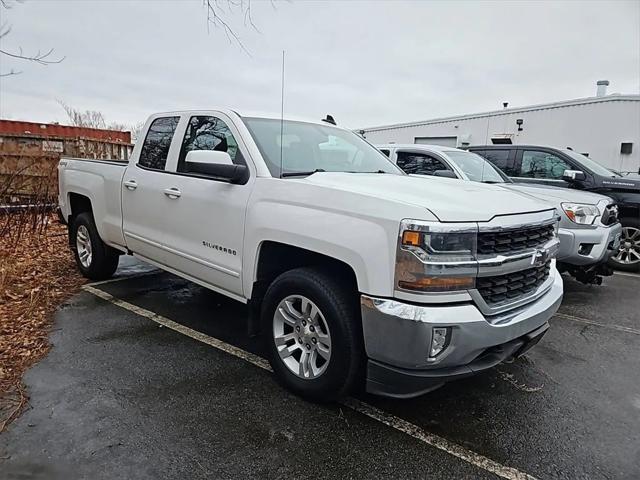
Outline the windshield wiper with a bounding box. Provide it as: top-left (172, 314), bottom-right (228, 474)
top-left (281, 169), bottom-right (326, 178)
top-left (346, 170), bottom-right (388, 174)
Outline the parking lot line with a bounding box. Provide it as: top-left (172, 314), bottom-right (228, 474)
top-left (554, 312), bottom-right (640, 336)
top-left (82, 284), bottom-right (537, 480)
top-left (614, 271), bottom-right (640, 279)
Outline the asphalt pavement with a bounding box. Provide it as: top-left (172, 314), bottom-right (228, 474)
top-left (1, 258), bottom-right (639, 479)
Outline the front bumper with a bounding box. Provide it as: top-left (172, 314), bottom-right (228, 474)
top-left (557, 223), bottom-right (622, 267)
top-left (360, 268), bottom-right (563, 398)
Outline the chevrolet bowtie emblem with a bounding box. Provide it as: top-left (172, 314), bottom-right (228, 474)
top-left (531, 248), bottom-right (549, 267)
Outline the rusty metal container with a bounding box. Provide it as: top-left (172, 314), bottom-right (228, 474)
top-left (0, 120), bottom-right (133, 204)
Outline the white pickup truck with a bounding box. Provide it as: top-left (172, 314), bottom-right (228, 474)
top-left (58, 110), bottom-right (563, 400)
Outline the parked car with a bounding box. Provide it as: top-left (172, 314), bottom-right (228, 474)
top-left (467, 145), bottom-right (640, 271)
top-left (378, 144), bottom-right (622, 285)
top-left (58, 110), bottom-right (562, 401)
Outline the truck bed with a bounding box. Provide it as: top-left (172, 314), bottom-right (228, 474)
top-left (58, 157), bottom-right (128, 250)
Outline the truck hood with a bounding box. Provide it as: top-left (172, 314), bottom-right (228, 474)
top-left (303, 173), bottom-right (552, 222)
top-left (504, 183), bottom-right (612, 205)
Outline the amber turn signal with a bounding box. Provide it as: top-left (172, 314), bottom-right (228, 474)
top-left (398, 276), bottom-right (475, 291)
top-left (402, 230), bottom-right (422, 247)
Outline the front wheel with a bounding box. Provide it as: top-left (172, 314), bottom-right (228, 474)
top-left (71, 212), bottom-right (120, 280)
top-left (261, 267), bottom-right (364, 402)
top-left (609, 219), bottom-right (640, 272)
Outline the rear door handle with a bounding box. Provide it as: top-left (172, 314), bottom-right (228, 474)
top-left (163, 187), bottom-right (181, 199)
top-left (124, 180), bottom-right (137, 190)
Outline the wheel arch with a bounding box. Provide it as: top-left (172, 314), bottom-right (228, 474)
top-left (246, 241), bottom-right (361, 336)
top-left (67, 193), bottom-right (94, 247)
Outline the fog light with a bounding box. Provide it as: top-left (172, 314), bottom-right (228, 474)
top-left (430, 327), bottom-right (450, 358)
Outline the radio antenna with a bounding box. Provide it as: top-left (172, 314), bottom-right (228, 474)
top-left (279, 50), bottom-right (285, 178)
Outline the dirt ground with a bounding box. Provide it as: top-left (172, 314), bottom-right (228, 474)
top-left (0, 215), bottom-right (84, 431)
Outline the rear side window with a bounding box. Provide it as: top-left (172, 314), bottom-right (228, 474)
top-left (177, 116), bottom-right (244, 172)
top-left (520, 150), bottom-right (572, 179)
top-left (477, 149), bottom-right (516, 176)
top-left (396, 151), bottom-right (450, 175)
top-left (138, 117), bottom-right (180, 170)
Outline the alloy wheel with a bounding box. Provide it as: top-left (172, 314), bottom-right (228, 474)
top-left (613, 226), bottom-right (640, 265)
top-left (273, 295), bottom-right (332, 379)
top-left (76, 225), bottom-right (93, 268)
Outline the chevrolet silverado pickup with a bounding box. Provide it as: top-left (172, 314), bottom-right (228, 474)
top-left (378, 144), bottom-right (622, 285)
top-left (58, 110), bottom-right (563, 400)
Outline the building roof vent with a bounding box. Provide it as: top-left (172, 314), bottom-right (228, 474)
top-left (596, 80), bottom-right (609, 97)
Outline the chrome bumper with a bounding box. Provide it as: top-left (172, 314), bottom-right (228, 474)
top-left (557, 223), bottom-right (622, 266)
top-left (360, 267), bottom-right (563, 372)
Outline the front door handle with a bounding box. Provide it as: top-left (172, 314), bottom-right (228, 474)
top-left (163, 187), bottom-right (181, 199)
top-left (123, 180), bottom-right (138, 190)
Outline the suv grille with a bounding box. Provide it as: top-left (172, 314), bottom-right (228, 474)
top-left (477, 261), bottom-right (551, 306)
top-left (477, 224), bottom-right (554, 255)
top-left (601, 204), bottom-right (618, 226)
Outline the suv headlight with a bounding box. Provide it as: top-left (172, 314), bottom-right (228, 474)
top-left (396, 220), bottom-right (477, 292)
top-left (561, 203), bottom-right (599, 225)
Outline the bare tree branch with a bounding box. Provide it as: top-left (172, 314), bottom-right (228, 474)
top-left (0, 0), bottom-right (23, 9)
top-left (0, 3), bottom-right (65, 76)
top-left (203, 0), bottom-right (263, 56)
top-left (0, 69), bottom-right (22, 77)
top-left (0, 45), bottom-right (65, 65)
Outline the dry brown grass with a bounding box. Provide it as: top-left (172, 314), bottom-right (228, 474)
top-left (0, 214), bottom-right (85, 431)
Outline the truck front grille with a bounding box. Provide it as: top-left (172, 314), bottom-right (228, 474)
top-left (477, 224), bottom-right (554, 255)
top-left (477, 261), bottom-right (551, 306)
top-left (600, 204), bottom-right (618, 226)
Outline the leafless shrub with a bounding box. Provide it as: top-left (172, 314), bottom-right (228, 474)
top-left (57, 100), bottom-right (142, 140)
top-left (0, 160), bottom-right (57, 247)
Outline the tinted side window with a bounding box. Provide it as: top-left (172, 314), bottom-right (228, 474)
top-left (138, 117), bottom-right (180, 170)
top-left (477, 149), bottom-right (516, 176)
top-left (178, 116), bottom-right (244, 172)
top-left (380, 149), bottom-right (390, 157)
top-left (520, 150), bottom-right (572, 179)
top-left (396, 151), bottom-right (450, 175)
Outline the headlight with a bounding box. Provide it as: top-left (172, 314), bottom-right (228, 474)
top-left (561, 203), bottom-right (600, 225)
top-left (401, 230), bottom-right (476, 262)
top-left (396, 220), bottom-right (477, 292)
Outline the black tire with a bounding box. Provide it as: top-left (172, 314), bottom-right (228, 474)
top-left (261, 267), bottom-right (364, 402)
top-left (608, 218), bottom-right (640, 272)
top-left (71, 212), bottom-right (120, 280)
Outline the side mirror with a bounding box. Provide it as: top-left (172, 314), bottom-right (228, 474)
top-left (185, 150), bottom-right (247, 184)
top-left (186, 149), bottom-right (233, 166)
top-left (433, 169), bottom-right (458, 179)
top-left (562, 169), bottom-right (586, 182)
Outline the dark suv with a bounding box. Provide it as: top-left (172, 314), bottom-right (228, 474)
top-left (468, 145), bottom-right (640, 271)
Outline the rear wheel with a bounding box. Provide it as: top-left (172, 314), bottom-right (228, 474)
top-left (609, 219), bottom-right (640, 272)
top-left (72, 212), bottom-right (120, 280)
top-left (262, 267), bottom-right (363, 402)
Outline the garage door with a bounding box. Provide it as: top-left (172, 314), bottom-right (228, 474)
top-left (414, 136), bottom-right (458, 148)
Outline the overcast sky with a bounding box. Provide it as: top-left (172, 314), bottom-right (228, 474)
top-left (0, 0), bottom-right (638, 130)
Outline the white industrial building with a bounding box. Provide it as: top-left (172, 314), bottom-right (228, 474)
top-left (360, 82), bottom-right (640, 174)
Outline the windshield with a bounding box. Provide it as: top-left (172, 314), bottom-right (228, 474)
top-left (444, 151), bottom-right (509, 183)
top-left (562, 149), bottom-right (619, 178)
top-left (242, 117), bottom-right (403, 177)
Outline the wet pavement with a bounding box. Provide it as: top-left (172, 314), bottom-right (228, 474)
top-left (1, 258), bottom-right (639, 479)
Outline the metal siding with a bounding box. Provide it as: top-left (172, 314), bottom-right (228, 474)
top-left (362, 98), bottom-right (640, 174)
top-left (415, 136), bottom-right (457, 147)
